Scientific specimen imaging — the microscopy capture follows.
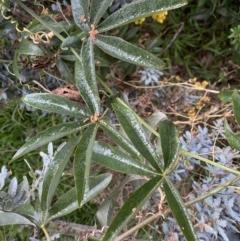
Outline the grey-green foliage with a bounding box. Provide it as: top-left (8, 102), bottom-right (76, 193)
top-left (7, 0), bottom-right (239, 241)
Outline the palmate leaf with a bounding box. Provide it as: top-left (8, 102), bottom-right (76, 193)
top-left (11, 121), bottom-right (89, 162)
top-left (48, 174), bottom-right (112, 220)
top-left (41, 137), bottom-right (80, 216)
top-left (158, 120), bottom-right (180, 171)
top-left (112, 101), bottom-right (162, 172)
top-left (102, 176), bottom-right (163, 241)
top-left (95, 34), bottom-right (164, 69)
top-left (163, 179), bottom-right (199, 241)
top-left (92, 141), bottom-right (158, 176)
top-left (98, 0), bottom-right (187, 32)
top-left (74, 124), bottom-right (98, 207)
top-left (22, 93), bottom-right (90, 118)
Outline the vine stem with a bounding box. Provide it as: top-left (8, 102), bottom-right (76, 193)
top-left (14, 0), bottom-right (82, 62)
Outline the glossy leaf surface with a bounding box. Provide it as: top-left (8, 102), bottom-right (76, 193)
top-left (0, 212), bottom-right (35, 226)
top-left (90, 0), bottom-right (112, 25)
top-left (112, 102), bottom-right (162, 171)
top-left (159, 120), bottom-right (180, 170)
top-left (103, 176), bottom-right (163, 241)
top-left (232, 90), bottom-right (240, 126)
top-left (98, 0), bottom-right (187, 32)
top-left (18, 39), bottom-right (44, 56)
top-left (22, 93), bottom-right (90, 117)
top-left (48, 174), bottom-right (112, 220)
top-left (71, 0), bottom-right (90, 32)
top-left (41, 137), bottom-right (80, 213)
top-left (75, 60), bottom-right (100, 114)
top-left (92, 141), bottom-right (158, 176)
top-left (80, 38), bottom-right (100, 114)
top-left (224, 119), bottom-right (240, 151)
top-left (74, 124), bottom-right (98, 207)
top-left (99, 119), bottom-right (141, 161)
top-left (163, 179), bottom-right (199, 241)
top-left (95, 34), bottom-right (164, 69)
top-left (11, 121), bottom-right (88, 162)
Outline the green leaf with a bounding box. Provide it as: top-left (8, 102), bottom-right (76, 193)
top-left (18, 39), bottom-right (44, 56)
top-left (159, 120), bottom-right (180, 171)
top-left (90, 0), bottom-right (113, 25)
top-left (48, 174), bottom-right (112, 220)
top-left (224, 119), bottom-right (240, 151)
top-left (99, 119), bottom-right (141, 161)
top-left (61, 36), bottom-right (81, 50)
top-left (112, 102), bottom-right (162, 172)
top-left (56, 59), bottom-right (73, 82)
top-left (217, 90), bottom-right (240, 102)
top-left (96, 175), bottom-right (141, 227)
top-left (232, 90), bottom-right (240, 126)
top-left (0, 212), bottom-right (35, 226)
top-left (75, 60), bottom-right (100, 114)
top-left (95, 34), bottom-right (164, 69)
top-left (14, 204), bottom-right (39, 225)
top-left (11, 121), bottom-right (88, 162)
top-left (74, 124), bottom-right (98, 207)
top-left (98, 0), bottom-right (187, 32)
top-left (12, 51), bottom-right (21, 82)
top-left (163, 179), bottom-right (199, 241)
top-left (103, 176), bottom-right (163, 241)
top-left (71, 0), bottom-right (90, 32)
top-left (92, 141), bottom-right (158, 176)
top-left (22, 93), bottom-right (90, 118)
top-left (41, 137), bottom-right (80, 214)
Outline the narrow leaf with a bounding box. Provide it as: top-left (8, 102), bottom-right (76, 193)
top-left (99, 119), bottom-right (141, 161)
top-left (75, 60), bottom-right (100, 114)
top-left (18, 39), bottom-right (44, 56)
top-left (97, 175), bottom-right (143, 227)
top-left (103, 176), bottom-right (163, 241)
top-left (224, 119), bottom-right (240, 151)
top-left (98, 0), bottom-right (187, 32)
top-left (79, 37), bottom-right (100, 114)
top-left (90, 0), bottom-right (113, 25)
top-left (95, 34), bottom-right (164, 69)
top-left (163, 179), bottom-right (199, 241)
top-left (22, 93), bottom-right (90, 118)
top-left (232, 90), bottom-right (240, 126)
top-left (158, 120), bottom-right (180, 170)
top-left (41, 137), bottom-right (80, 213)
top-left (112, 102), bottom-right (162, 172)
top-left (0, 211), bottom-right (35, 226)
top-left (71, 0), bottom-right (90, 32)
top-left (48, 174), bottom-right (112, 220)
top-left (74, 124), bottom-right (98, 207)
top-left (92, 141), bottom-right (158, 176)
top-left (11, 121), bottom-right (88, 162)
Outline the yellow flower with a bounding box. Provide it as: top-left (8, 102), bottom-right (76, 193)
top-left (135, 18), bottom-right (146, 25)
top-left (152, 11), bottom-right (168, 24)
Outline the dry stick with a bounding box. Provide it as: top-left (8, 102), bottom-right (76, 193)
top-left (32, 80), bottom-right (51, 93)
top-left (160, 22), bottom-right (184, 55)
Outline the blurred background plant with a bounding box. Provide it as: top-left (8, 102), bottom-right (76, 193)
top-left (1, 0), bottom-right (240, 240)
